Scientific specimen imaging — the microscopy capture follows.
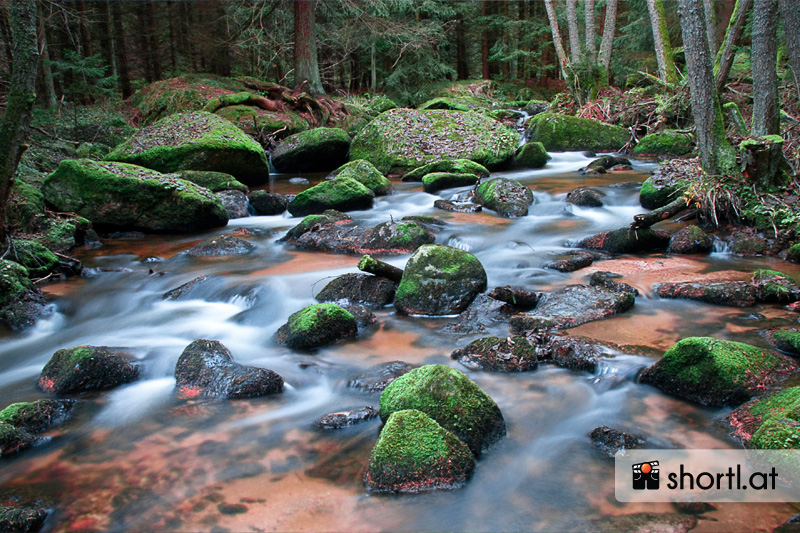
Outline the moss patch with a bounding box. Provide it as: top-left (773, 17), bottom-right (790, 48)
top-left (728, 387), bottom-right (800, 449)
top-left (271, 128), bottom-right (351, 173)
top-left (515, 142), bottom-right (551, 169)
top-left (287, 178), bottom-right (374, 217)
top-left (634, 130), bottom-right (695, 156)
top-left (0, 260), bottom-right (32, 308)
top-left (333, 160), bottom-right (392, 196)
top-left (9, 240), bottom-right (59, 278)
top-left (422, 172), bottom-right (480, 193)
top-left (175, 170), bottom-right (248, 193)
top-left (275, 303), bottom-right (358, 350)
top-left (639, 176), bottom-right (688, 209)
top-left (526, 113), bottom-right (629, 152)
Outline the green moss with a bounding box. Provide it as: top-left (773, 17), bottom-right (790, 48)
top-left (515, 142), bottom-right (551, 169)
top-left (276, 303), bottom-right (358, 349)
top-left (634, 131), bottom-right (695, 156)
top-left (473, 178), bottom-right (534, 218)
top-left (386, 222), bottom-right (429, 247)
top-left (0, 399), bottom-right (70, 434)
top-left (287, 178), bottom-right (374, 217)
top-left (288, 303), bottom-right (354, 334)
top-left (379, 364), bottom-right (505, 456)
top-left (751, 418), bottom-right (800, 449)
top-left (771, 330), bottom-right (800, 355)
top-left (174, 170), bottom-right (248, 193)
top-left (0, 260), bottom-right (32, 308)
top-left (333, 160), bottom-right (392, 196)
top-left (422, 172), bottom-right (480, 193)
top-left (752, 270), bottom-right (799, 302)
top-left (10, 240), bottom-right (59, 278)
top-left (526, 113), bottom-right (629, 152)
top-left (364, 96), bottom-right (398, 115)
top-left (639, 176), bottom-right (687, 209)
top-left (402, 159), bottom-right (490, 182)
top-left (6, 180), bottom-right (45, 232)
top-left (788, 243), bottom-right (800, 263)
top-left (358, 254), bottom-right (378, 272)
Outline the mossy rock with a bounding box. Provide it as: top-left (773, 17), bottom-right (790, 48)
top-left (105, 111), bottom-right (270, 184)
top-left (280, 210), bottom-right (351, 242)
top-left (42, 159), bottom-right (228, 233)
top-left (578, 227), bottom-right (670, 254)
top-left (786, 243), bottom-right (800, 263)
top-left (9, 240), bottom-right (59, 278)
top-left (271, 128), bottom-right (351, 173)
top-left (634, 130), bottom-right (695, 156)
top-left (315, 273), bottom-right (397, 309)
top-left (275, 303), bottom-right (358, 350)
top-left (0, 504), bottom-right (49, 530)
top-left (767, 329), bottom-right (800, 356)
top-left (38, 217), bottom-right (87, 253)
top-left (526, 113), bottom-right (629, 152)
top-left (639, 337), bottom-right (797, 406)
top-left (515, 142), bottom-right (551, 169)
top-left (175, 170), bottom-right (248, 193)
top-left (287, 178), bottom-right (374, 217)
top-left (0, 260), bottom-right (32, 308)
top-left (6, 180), bottom-right (45, 232)
top-left (473, 178), bottom-right (534, 218)
top-left (565, 187), bottom-right (603, 208)
top-left (379, 364), bottom-right (506, 456)
top-left (248, 190), bottom-right (289, 215)
top-left (214, 105), bottom-right (309, 139)
top-left (39, 345), bottom-right (139, 396)
top-left (402, 159), bottom-right (490, 182)
top-left (639, 175), bottom-right (688, 210)
top-left (422, 172), bottom-right (480, 193)
top-left (0, 422), bottom-right (36, 457)
top-left (667, 225), bottom-right (713, 254)
top-left (363, 96), bottom-right (398, 115)
top-left (752, 269), bottom-right (800, 303)
top-left (363, 409), bottom-right (475, 493)
top-left (451, 336), bottom-right (538, 372)
top-left (349, 109), bottom-right (519, 174)
top-left (332, 159), bottom-right (393, 196)
top-left (357, 221), bottom-right (436, 253)
top-left (394, 244), bottom-right (487, 316)
top-left (0, 399), bottom-right (74, 435)
top-left (186, 234), bottom-right (255, 257)
top-left (728, 387), bottom-right (800, 448)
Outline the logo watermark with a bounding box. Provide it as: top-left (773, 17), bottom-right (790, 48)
top-left (616, 449), bottom-right (800, 502)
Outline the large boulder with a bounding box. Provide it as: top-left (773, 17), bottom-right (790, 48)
top-left (41, 159), bottom-right (228, 232)
top-left (380, 365), bottom-right (506, 456)
top-left (402, 159), bottom-right (490, 182)
top-left (473, 178), bottom-right (534, 218)
top-left (639, 337), bottom-right (797, 406)
top-left (275, 303), bottom-right (358, 350)
top-left (105, 111), bottom-right (270, 184)
top-left (526, 113), bottom-right (629, 152)
top-left (394, 245), bottom-right (487, 316)
top-left (349, 109), bottom-right (518, 174)
top-left (271, 128), bottom-right (351, 173)
top-left (331, 160), bottom-right (393, 196)
top-left (174, 339), bottom-right (283, 399)
top-left (287, 178), bottom-right (374, 217)
top-left (364, 409), bottom-right (475, 493)
top-left (634, 130), bottom-right (695, 156)
top-left (728, 387), bottom-right (800, 448)
top-left (315, 273), bottom-right (397, 309)
top-left (39, 346), bottom-right (139, 395)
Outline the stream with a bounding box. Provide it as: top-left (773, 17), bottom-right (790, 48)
top-left (2, 152), bottom-right (800, 531)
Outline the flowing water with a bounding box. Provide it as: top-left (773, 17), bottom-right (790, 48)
top-left (2, 152), bottom-right (800, 532)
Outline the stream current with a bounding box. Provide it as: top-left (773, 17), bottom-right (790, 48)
top-left (2, 152), bottom-right (800, 531)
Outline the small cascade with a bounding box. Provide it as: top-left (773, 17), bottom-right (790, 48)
top-left (515, 110), bottom-right (531, 146)
top-left (712, 236), bottom-right (733, 254)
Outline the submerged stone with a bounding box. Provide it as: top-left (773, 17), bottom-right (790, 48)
top-left (39, 346), bottom-right (139, 395)
top-left (275, 303), bottom-right (358, 350)
top-left (590, 426), bottom-right (646, 457)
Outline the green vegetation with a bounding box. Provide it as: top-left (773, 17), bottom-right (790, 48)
top-left (634, 131), bottom-right (695, 156)
top-left (287, 178), bottom-right (375, 217)
top-left (0, 260), bottom-right (32, 308)
top-left (515, 142), bottom-right (551, 169)
top-left (333, 160), bottom-right (392, 196)
top-left (276, 303), bottom-right (358, 350)
top-left (526, 113), bottom-right (629, 152)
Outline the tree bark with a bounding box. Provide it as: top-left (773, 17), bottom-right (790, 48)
top-left (145, 1), bottom-right (161, 81)
top-left (456, 11), bottom-right (469, 80)
top-left (293, 0), bottom-right (324, 95)
top-left (481, 0), bottom-right (490, 80)
top-left (677, 0), bottom-right (737, 177)
top-left (751, 0), bottom-right (780, 136)
top-left (598, 0), bottom-right (618, 80)
top-left (111, 1), bottom-right (131, 98)
top-left (646, 0), bottom-right (679, 84)
top-left (585, 0), bottom-right (596, 61)
top-left (358, 255), bottom-right (403, 284)
top-left (715, 0), bottom-right (752, 93)
top-left (702, 0), bottom-right (717, 54)
top-left (0, 0), bottom-right (38, 242)
top-left (631, 197), bottom-right (689, 229)
top-left (37, 1), bottom-right (57, 108)
top-left (779, 0), bottom-right (800, 102)
top-left (544, 0), bottom-right (568, 80)
top-left (566, 0), bottom-right (582, 63)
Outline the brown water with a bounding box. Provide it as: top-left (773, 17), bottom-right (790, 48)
top-left (2, 152), bottom-right (800, 532)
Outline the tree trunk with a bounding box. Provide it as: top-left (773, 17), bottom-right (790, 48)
top-left (779, 0), bottom-right (800, 102)
top-left (293, 0), bottom-right (324, 95)
top-left (646, 0), bottom-right (679, 84)
top-left (75, 0), bottom-right (92, 57)
top-left (566, 0), bottom-right (582, 63)
top-left (456, 11), bottom-right (469, 80)
top-left (481, 0), bottom-right (490, 80)
top-left (598, 0), bottom-right (618, 81)
top-left (210, 0), bottom-right (231, 77)
top-left (145, 1), bottom-right (161, 81)
top-left (0, 6), bottom-right (13, 68)
top-left (585, 0), bottom-right (596, 61)
top-left (37, 1), bottom-right (57, 108)
top-left (0, 0), bottom-right (38, 242)
top-left (544, 0), bottom-right (568, 80)
top-left (167, 1), bottom-right (177, 74)
top-left (677, 0), bottom-right (737, 177)
top-left (751, 0), bottom-right (780, 136)
top-left (111, 1), bottom-right (131, 98)
top-left (715, 0), bottom-right (752, 93)
top-left (702, 0), bottom-right (717, 54)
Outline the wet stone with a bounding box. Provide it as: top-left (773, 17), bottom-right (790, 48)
top-left (589, 271), bottom-right (639, 296)
top-left (585, 513), bottom-right (697, 533)
top-left (162, 276), bottom-right (211, 301)
top-left (39, 346), bottom-right (139, 395)
top-left (485, 286), bottom-right (540, 309)
top-left (315, 406), bottom-right (378, 429)
top-left (451, 336), bottom-right (538, 372)
top-left (217, 190), bottom-right (249, 219)
top-left (565, 187), bottom-right (603, 207)
top-left (442, 294), bottom-right (513, 335)
top-left (544, 252), bottom-right (594, 272)
top-left (217, 503), bottom-right (248, 515)
top-left (589, 426), bottom-right (645, 457)
top-left (433, 199), bottom-right (482, 213)
top-left (248, 191), bottom-right (289, 215)
top-left (347, 361), bottom-right (417, 393)
top-left (314, 273), bottom-right (397, 309)
top-left (654, 281), bottom-right (757, 307)
top-left (0, 505), bottom-right (49, 532)
top-left (546, 336), bottom-right (606, 372)
top-left (187, 234), bottom-right (255, 257)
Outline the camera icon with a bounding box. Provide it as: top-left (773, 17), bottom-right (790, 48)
top-left (632, 461), bottom-right (660, 490)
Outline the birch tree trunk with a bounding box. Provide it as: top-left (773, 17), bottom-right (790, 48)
top-left (779, 0), bottom-right (800, 102)
top-left (293, 0), bottom-right (324, 95)
top-left (677, 0), bottom-right (736, 177)
top-left (751, 0), bottom-right (780, 136)
top-left (566, 0), bottom-right (582, 63)
top-left (0, 0), bottom-right (38, 242)
top-left (585, 0), bottom-right (596, 61)
top-left (544, 0), bottom-right (569, 80)
top-left (714, 0), bottom-right (752, 93)
top-left (598, 0), bottom-right (619, 80)
top-left (646, 0), bottom-right (679, 84)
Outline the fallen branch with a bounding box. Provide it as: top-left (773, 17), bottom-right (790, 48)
top-left (357, 254), bottom-right (403, 284)
top-left (631, 197), bottom-right (689, 229)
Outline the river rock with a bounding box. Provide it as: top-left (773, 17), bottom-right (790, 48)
top-left (585, 513), bottom-right (697, 533)
top-left (285, 219), bottom-right (435, 255)
top-left (667, 225), bottom-right (713, 254)
top-left (271, 128), bottom-right (351, 172)
top-left (380, 364), bottom-right (506, 456)
top-left (639, 337), bottom-right (797, 406)
top-left (331, 159), bottom-right (392, 196)
top-left (752, 269), bottom-right (800, 303)
top-left (590, 426), bottom-right (646, 457)
top-left (39, 346), bottom-right (139, 395)
top-left (442, 294), bottom-right (512, 335)
top-left (105, 111), bottom-right (269, 184)
top-left (315, 273), bottom-right (396, 309)
top-left (363, 409), bottom-right (475, 493)
top-left (0, 260), bottom-right (49, 332)
top-left (766, 329), bottom-right (800, 356)
top-left (654, 281), bottom-right (757, 307)
top-left (485, 286), bottom-right (540, 309)
top-left (451, 336), bottom-right (538, 372)
top-left (248, 190), bottom-right (289, 215)
top-left (174, 170), bottom-right (248, 193)
top-left (347, 361), bottom-right (417, 392)
top-left (509, 285), bottom-right (635, 333)
top-left (526, 113), bottom-right (629, 152)
top-left (640, 175), bottom-right (687, 210)
top-left (434, 199), bottom-right (482, 213)
top-left (515, 142), bottom-right (551, 169)
top-left (727, 387), bottom-right (800, 448)
top-left (394, 245), bottom-right (487, 316)
top-left (473, 178), bottom-right (534, 218)
top-left (0, 504), bottom-right (49, 531)
top-left (174, 339), bottom-right (283, 399)
top-left (275, 303), bottom-right (358, 350)
top-left (583, 155), bottom-right (632, 174)
top-left (0, 399), bottom-right (74, 457)
top-left (565, 187), bottom-right (603, 207)
top-left (42, 159), bottom-right (228, 233)
top-left (349, 109), bottom-right (518, 174)
top-left (217, 190), bottom-right (249, 219)
top-left (545, 335), bottom-right (606, 372)
top-left (315, 406), bottom-right (378, 429)
top-left (422, 172), bottom-right (481, 194)
top-left (162, 275), bottom-right (214, 301)
top-left (731, 232), bottom-right (769, 256)
top-left (402, 159), bottom-right (490, 182)
top-left (187, 234), bottom-right (255, 256)
top-left (588, 271), bottom-right (639, 296)
top-left (577, 227), bottom-right (670, 254)
top-left (544, 252), bottom-right (595, 272)
top-left (287, 178), bottom-right (375, 217)
top-left (634, 130), bottom-right (695, 156)
top-left (280, 210), bottom-right (351, 242)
